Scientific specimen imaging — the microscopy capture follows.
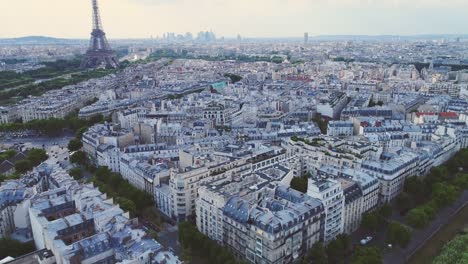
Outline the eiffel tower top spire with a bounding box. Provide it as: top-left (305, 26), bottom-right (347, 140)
top-left (92, 0), bottom-right (103, 31)
top-left (81, 0), bottom-right (119, 69)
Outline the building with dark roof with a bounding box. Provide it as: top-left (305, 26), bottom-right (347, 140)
top-left (223, 186), bottom-right (324, 263)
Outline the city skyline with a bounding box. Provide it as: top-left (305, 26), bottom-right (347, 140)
top-left (1, 0), bottom-right (468, 39)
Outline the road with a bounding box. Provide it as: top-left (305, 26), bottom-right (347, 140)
top-left (44, 144), bottom-right (72, 170)
top-left (2, 135), bottom-right (74, 149)
top-left (1, 134), bottom-right (74, 170)
top-left (158, 224), bottom-right (181, 255)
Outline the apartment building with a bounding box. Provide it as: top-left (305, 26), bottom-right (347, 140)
top-left (317, 91), bottom-right (349, 119)
top-left (327, 121), bottom-right (354, 137)
top-left (27, 164), bottom-right (180, 264)
top-left (223, 186), bottom-right (325, 264)
top-left (196, 164), bottom-right (293, 243)
top-left (307, 178), bottom-right (344, 242)
top-left (361, 151), bottom-right (419, 203)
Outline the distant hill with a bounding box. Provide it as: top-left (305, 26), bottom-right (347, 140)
top-left (0, 36), bottom-right (85, 45)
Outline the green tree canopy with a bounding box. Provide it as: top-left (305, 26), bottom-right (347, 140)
top-left (303, 242), bottom-right (327, 264)
top-left (378, 203), bottom-right (392, 218)
top-left (0, 150), bottom-right (16, 162)
top-left (326, 234), bottom-right (351, 264)
top-left (70, 151), bottom-right (87, 166)
top-left (406, 207), bottom-right (430, 228)
top-left (386, 222), bottom-right (412, 248)
top-left (0, 238), bottom-right (35, 259)
top-left (14, 160), bottom-right (33, 174)
top-left (395, 192), bottom-right (413, 213)
top-left (69, 167), bottom-right (83, 180)
top-left (68, 138), bottom-right (83, 151)
top-left (432, 182), bottom-right (459, 208)
top-left (26, 149), bottom-right (48, 166)
top-left (351, 246), bottom-right (382, 264)
top-left (432, 233), bottom-right (468, 264)
top-left (404, 176), bottom-right (429, 204)
top-left (362, 212), bottom-right (381, 232)
top-left (178, 222), bottom-right (240, 264)
top-left (224, 73), bottom-right (243, 83)
top-left (290, 174), bottom-right (309, 193)
top-left (116, 197), bottom-right (137, 215)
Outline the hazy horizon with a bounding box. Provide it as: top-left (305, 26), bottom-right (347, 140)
top-left (1, 0), bottom-right (468, 39)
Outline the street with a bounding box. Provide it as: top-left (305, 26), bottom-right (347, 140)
top-left (2, 134), bottom-right (74, 150)
top-left (158, 224), bottom-right (181, 255)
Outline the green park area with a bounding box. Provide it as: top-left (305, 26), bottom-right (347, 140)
top-left (0, 59), bottom-right (123, 105)
top-left (431, 231), bottom-right (468, 264)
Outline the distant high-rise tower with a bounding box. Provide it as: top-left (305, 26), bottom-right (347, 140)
top-left (81, 0), bottom-right (119, 69)
top-left (304, 32), bottom-right (309, 44)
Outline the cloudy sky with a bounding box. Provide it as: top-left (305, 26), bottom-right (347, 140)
top-left (0, 0), bottom-right (467, 39)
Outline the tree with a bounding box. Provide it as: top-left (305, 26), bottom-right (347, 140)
top-left (0, 238), bottom-right (35, 259)
top-left (326, 234), bottom-right (351, 264)
top-left (75, 126), bottom-right (89, 138)
top-left (304, 242), bottom-right (327, 264)
top-left (26, 149), bottom-right (48, 166)
top-left (395, 192), bottom-right (412, 214)
top-left (432, 182), bottom-right (459, 208)
top-left (68, 138), bottom-right (83, 151)
top-left (378, 203), bottom-right (392, 218)
top-left (69, 167), bottom-right (83, 180)
top-left (178, 222), bottom-right (238, 263)
top-left (425, 166), bottom-right (448, 188)
top-left (404, 176), bottom-right (428, 204)
top-left (454, 174), bottom-right (468, 190)
top-left (290, 175), bottom-right (308, 193)
top-left (148, 230), bottom-right (159, 240)
top-left (386, 222), bottom-right (412, 248)
top-left (362, 212), bottom-right (380, 232)
top-left (313, 114), bottom-right (328, 134)
top-left (15, 160), bottom-right (33, 174)
top-left (406, 207), bottom-right (430, 228)
top-left (224, 73), bottom-right (243, 84)
top-left (421, 202), bottom-right (438, 220)
top-left (432, 233), bottom-right (468, 264)
top-left (94, 166), bottom-right (112, 183)
top-left (351, 246), bottom-right (382, 264)
top-left (70, 151), bottom-right (87, 166)
top-left (0, 149), bottom-right (16, 162)
top-left (180, 246), bottom-right (193, 262)
top-left (116, 197), bottom-right (137, 216)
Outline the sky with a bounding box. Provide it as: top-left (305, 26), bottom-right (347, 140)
top-left (0, 0), bottom-right (467, 39)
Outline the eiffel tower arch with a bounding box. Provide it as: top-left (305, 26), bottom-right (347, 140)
top-left (81, 0), bottom-right (119, 69)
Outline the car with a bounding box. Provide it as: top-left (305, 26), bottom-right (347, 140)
top-left (360, 236), bottom-right (373, 245)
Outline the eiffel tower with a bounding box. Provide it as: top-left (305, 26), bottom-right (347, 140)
top-left (81, 0), bottom-right (119, 69)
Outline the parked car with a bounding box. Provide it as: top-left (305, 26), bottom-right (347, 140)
top-left (360, 236), bottom-right (373, 245)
